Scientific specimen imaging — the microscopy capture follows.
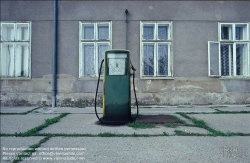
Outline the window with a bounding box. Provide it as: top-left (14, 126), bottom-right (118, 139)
top-left (208, 23), bottom-right (249, 77)
top-left (140, 21), bottom-right (172, 78)
top-left (79, 22), bottom-right (111, 78)
top-left (0, 22), bottom-right (31, 78)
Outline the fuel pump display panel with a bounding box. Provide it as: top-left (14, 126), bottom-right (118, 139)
top-left (107, 53), bottom-right (127, 75)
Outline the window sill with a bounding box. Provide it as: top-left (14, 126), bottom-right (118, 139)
top-left (140, 76), bottom-right (174, 80)
top-left (219, 76), bottom-right (250, 80)
top-left (0, 77), bottom-right (31, 80)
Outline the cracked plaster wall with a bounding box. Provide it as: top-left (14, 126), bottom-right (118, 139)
top-left (1, 75), bottom-right (250, 106)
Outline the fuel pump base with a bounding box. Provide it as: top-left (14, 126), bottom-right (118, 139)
top-left (98, 117), bottom-right (136, 125)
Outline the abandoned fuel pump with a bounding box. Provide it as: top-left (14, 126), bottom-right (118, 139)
top-left (95, 50), bottom-right (139, 125)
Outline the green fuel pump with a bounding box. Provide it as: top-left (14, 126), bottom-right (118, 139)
top-left (95, 50), bottom-right (139, 125)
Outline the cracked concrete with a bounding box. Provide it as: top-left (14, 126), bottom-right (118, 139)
top-left (1, 106), bottom-right (250, 163)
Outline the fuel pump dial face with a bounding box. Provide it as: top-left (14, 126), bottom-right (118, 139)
top-left (107, 53), bottom-right (127, 75)
top-left (109, 58), bottom-right (125, 75)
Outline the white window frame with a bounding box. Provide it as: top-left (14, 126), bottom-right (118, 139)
top-left (208, 41), bottom-right (221, 77)
top-left (140, 21), bottom-right (173, 79)
top-left (0, 21), bottom-right (31, 79)
top-left (219, 23), bottom-right (249, 41)
top-left (208, 22), bottom-right (250, 78)
top-left (79, 21), bottom-right (112, 79)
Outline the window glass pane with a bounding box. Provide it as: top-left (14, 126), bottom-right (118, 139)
top-left (98, 44), bottom-right (109, 75)
top-left (221, 44), bottom-right (233, 76)
top-left (143, 25), bottom-right (154, 40)
top-left (158, 44), bottom-right (168, 75)
top-left (158, 25), bottom-right (168, 40)
top-left (16, 24), bottom-right (29, 41)
top-left (1, 24), bottom-right (15, 41)
top-left (82, 44), bottom-right (95, 76)
top-left (235, 24), bottom-right (247, 41)
top-left (236, 27), bottom-right (243, 40)
top-left (98, 25), bottom-right (109, 40)
top-left (221, 25), bottom-right (232, 40)
top-left (208, 42), bottom-right (220, 76)
top-left (83, 24), bottom-right (94, 40)
top-left (143, 44), bottom-right (154, 76)
top-left (1, 44), bottom-right (14, 76)
top-left (236, 44), bottom-right (248, 76)
top-left (15, 43), bottom-right (29, 77)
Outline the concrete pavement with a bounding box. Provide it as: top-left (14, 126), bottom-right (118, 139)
top-left (1, 105), bottom-right (250, 162)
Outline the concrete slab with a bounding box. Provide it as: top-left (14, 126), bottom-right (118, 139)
top-left (177, 126), bottom-right (211, 134)
top-left (0, 107), bottom-right (38, 113)
top-left (34, 106), bottom-right (216, 114)
top-left (1, 105), bottom-right (248, 114)
top-left (189, 114), bottom-right (250, 133)
top-left (0, 114), bottom-right (60, 134)
top-left (0, 136), bottom-right (44, 163)
top-left (33, 107), bottom-right (102, 114)
top-left (39, 114), bottom-right (208, 135)
top-left (137, 106), bottom-right (216, 114)
top-left (170, 113), bottom-right (194, 125)
top-left (136, 115), bottom-right (179, 123)
top-left (21, 137), bottom-right (250, 163)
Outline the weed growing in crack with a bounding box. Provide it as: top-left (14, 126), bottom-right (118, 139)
top-left (171, 115), bottom-right (188, 125)
top-left (210, 106), bottom-right (228, 109)
top-left (174, 130), bottom-right (206, 136)
top-left (0, 107), bottom-right (41, 115)
top-left (177, 113), bottom-right (232, 136)
top-left (214, 110), bottom-right (250, 114)
top-left (20, 113), bottom-right (69, 136)
top-left (163, 132), bottom-right (169, 136)
top-left (12, 136), bottom-right (50, 163)
top-left (190, 117), bottom-right (206, 128)
top-left (97, 132), bottom-right (130, 137)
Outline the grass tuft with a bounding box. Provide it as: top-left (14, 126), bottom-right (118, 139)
top-left (190, 117), bottom-right (206, 128)
top-left (132, 132), bottom-right (150, 137)
top-left (163, 132), bottom-right (169, 136)
top-left (97, 132), bottom-right (129, 137)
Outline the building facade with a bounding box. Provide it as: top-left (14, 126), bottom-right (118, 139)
top-left (1, 1), bottom-right (250, 106)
